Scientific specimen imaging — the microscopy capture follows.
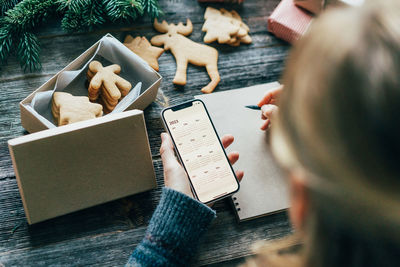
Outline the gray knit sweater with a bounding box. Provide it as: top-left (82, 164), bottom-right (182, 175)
top-left (126, 187), bottom-right (216, 267)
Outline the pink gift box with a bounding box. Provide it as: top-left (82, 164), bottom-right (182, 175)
top-left (268, 0), bottom-right (313, 43)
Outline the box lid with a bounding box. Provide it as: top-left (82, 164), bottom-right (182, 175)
top-left (8, 110), bottom-right (156, 224)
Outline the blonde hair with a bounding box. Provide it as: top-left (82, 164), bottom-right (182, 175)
top-left (245, 1), bottom-right (400, 266)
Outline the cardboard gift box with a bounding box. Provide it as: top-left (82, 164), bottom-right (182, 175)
top-left (8, 34), bottom-right (161, 224)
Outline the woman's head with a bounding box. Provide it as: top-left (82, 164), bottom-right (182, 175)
top-left (271, 1), bottom-right (400, 266)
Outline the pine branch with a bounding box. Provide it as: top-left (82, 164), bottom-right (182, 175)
top-left (61, 0), bottom-right (106, 32)
top-left (140, 0), bottom-right (161, 19)
top-left (87, 0), bottom-right (106, 29)
top-left (1, 0), bottom-right (162, 72)
top-left (104, 0), bottom-right (143, 22)
top-left (5, 0), bottom-right (58, 32)
top-left (0, 0), bottom-right (20, 16)
top-left (0, 25), bottom-right (13, 63)
top-left (17, 31), bottom-right (40, 71)
top-left (55, 0), bottom-right (68, 11)
top-left (0, 0), bottom-right (58, 70)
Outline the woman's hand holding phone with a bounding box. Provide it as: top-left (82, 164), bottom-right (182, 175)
top-left (258, 85), bottom-right (283, 130)
top-left (160, 133), bottom-right (244, 199)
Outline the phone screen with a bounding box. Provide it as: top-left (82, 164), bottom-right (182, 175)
top-left (162, 100), bottom-right (239, 203)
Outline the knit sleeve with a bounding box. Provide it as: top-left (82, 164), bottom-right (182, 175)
top-left (126, 187), bottom-right (216, 267)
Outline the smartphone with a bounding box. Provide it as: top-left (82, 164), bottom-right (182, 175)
top-left (161, 99), bottom-right (240, 204)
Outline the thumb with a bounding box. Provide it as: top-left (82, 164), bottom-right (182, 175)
top-left (261, 104), bottom-right (278, 119)
top-left (160, 133), bottom-right (180, 170)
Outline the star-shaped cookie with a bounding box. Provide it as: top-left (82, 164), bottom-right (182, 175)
top-left (124, 35), bottom-right (164, 71)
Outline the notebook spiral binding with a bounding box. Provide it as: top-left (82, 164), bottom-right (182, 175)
top-left (232, 197), bottom-right (241, 212)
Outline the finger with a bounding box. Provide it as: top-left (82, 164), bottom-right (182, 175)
top-left (257, 86), bottom-right (283, 107)
top-left (227, 151), bottom-right (239, 165)
top-left (260, 119), bottom-right (270, 131)
top-left (160, 133), bottom-right (181, 170)
top-left (261, 113), bottom-right (267, 120)
top-left (261, 104), bottom-right (278, 119)
top-left (221, 134), bottom-right (234, 149)
top-left (257, 92), bottom-right (273, 108)
top-left (236, 170), bottom-right (244, 182)
top-left (160, 132), bottom-right (174, 151)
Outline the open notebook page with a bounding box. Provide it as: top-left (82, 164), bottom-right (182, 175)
top-left (196, 82), bottom-right (289, 221)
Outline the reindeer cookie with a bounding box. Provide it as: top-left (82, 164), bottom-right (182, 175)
top-left (52, 92), bottom-right (103, 126)
top-left (87, 61), bottom-right (132, 112)
top-left (151, 19), bottom-right (220, 94)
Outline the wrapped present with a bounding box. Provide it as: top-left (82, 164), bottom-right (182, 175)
top-left (268, 0), bottom-right (364, 43)
top-left (268, 0), bottom-right (313, 44)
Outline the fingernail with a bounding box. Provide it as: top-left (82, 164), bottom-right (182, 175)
top-left (161, 132), bottom-right (166, 140)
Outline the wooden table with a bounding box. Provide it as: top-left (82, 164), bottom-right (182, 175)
top-left (0, 0), bottom-right (292, 265)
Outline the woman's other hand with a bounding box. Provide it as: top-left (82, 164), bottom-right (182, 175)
top-left (257, 85), bottom-right (283, 130)
top-left (160, 133), bottom-right (244, 198)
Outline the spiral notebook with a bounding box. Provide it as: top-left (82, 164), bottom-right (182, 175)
top-left (196, 82), bottom-right (289, 221)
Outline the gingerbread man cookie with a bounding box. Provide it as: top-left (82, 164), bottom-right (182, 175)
top-left (124, 35), bottom-right (164, 71)
top-left (87, 60), bottom-right (132, 112)
top-left (52, 92), bottom-right (103, 126)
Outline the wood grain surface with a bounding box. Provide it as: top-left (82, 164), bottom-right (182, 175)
top-left (0, 0), bottom-right (292, 265)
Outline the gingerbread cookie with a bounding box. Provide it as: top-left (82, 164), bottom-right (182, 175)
top-left (151, 19), bottom-right (220, 94)
top-left (87, 61), bottom-right (132, 112)
top-left (202, 7), bottom-right (240, 43)
top-left (227, 9), bottom-right (252, 45)
top-left (52, 92), bottom-right (103, 126)
top-left (124, 35), bottom-right (164, 71)
top-left (202, 7), bottom-right (252, 46)
top-left (238, 34), bottom-right (252, 45)
top-left (221, 9), bottom-right (249, 37)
